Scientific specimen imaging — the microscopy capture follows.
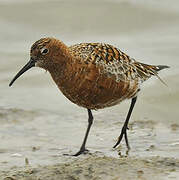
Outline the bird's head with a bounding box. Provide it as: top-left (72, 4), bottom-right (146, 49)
top-left (9, 37), bottom-right (69, 86)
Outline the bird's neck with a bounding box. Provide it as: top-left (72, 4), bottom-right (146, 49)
top-left (46, 43), bottom-right (74, 87)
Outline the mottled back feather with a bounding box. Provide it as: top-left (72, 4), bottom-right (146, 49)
top-left (69, 43), bottom-right (168, 83)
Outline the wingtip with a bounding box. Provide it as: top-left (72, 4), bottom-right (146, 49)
top-left (157, 65), bottom-right (170, 71)
top-left (164, 65), bottom-right (170, 68)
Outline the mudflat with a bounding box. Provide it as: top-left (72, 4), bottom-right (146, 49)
top-left (0, 0), bottom-right (178, 179)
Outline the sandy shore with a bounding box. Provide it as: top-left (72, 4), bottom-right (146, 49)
top-left (0, 0), bottom-right (179, 179)
top-left (1, 155), bottom-right (179, 180)
top-left (1, 73), bottom-right (179, 179)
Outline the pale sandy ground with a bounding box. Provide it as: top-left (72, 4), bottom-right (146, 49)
top-left (0, 0), bottom-right (179, 179)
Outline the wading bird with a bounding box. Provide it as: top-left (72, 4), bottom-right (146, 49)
top-left (9, 37), bottom-right (169, 156)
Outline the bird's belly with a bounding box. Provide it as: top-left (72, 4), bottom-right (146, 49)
top-left (58, 73), bottom-right (139, 110)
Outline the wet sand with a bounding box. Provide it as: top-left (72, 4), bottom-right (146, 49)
top-left (0, 0), bottom-right (179, 179)
top-left (1, 155), bottom-right (179, 180)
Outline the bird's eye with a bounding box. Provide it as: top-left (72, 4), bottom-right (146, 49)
top-left (41, 48), bottom-right (49, 55)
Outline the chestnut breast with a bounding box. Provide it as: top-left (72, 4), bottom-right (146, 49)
top-left (49, 43), bottom-right (140, 109)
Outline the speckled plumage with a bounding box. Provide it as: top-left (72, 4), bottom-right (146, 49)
top-left (34, 39), bottom-right (166, 110)
top-left (69, 42), bottom-right (163, 82)
top-left (9, 37), bottom-right (169, 155)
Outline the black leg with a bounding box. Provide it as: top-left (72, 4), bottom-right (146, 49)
top-left (74, 109), bottom-right (93, 156)
top-left (113, 96), bottom-right (137, 149)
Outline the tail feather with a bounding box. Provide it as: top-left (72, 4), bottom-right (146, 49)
top-left (134, 62), bottom-right (170, 86)
top-left (139, 63), bottom-right (170, 73)
top-left (156, 65), bottom-right (170, 72)
top-left (143, 64), bottom-right (170, 86)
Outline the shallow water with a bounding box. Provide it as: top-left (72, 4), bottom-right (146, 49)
top-left (0, 0), bottom-right (179, 179)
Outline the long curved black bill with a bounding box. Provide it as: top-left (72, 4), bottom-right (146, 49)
top-left (9, 58), bottom-right (36, 87)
